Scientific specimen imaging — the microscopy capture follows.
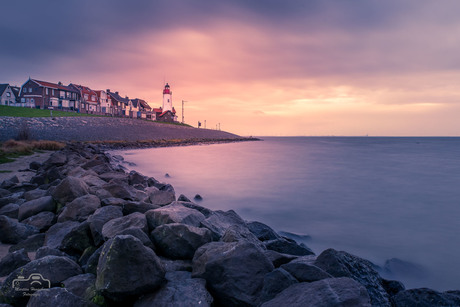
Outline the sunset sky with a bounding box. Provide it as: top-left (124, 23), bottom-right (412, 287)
top-left (2, 1), bottom-right (460, 136)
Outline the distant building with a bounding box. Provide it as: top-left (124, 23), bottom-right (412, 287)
top-left (0, 84), bottom-right (17, 106)
top-left (131, 98), bottom-right (152, 119)
top-left (154, 83), bottom-right (177, 122)
top-left (107, 90), bottom-right (130, 117)
top-left (95, 90), bottom-right (112, 115)
top-left (68, 84), bottom-right (99, 113)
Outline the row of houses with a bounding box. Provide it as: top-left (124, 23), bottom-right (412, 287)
top-left (1, 78), bottom-right (177, 122)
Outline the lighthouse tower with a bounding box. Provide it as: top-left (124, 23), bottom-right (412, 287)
top-left (162, 83), bottom-right (172, 112)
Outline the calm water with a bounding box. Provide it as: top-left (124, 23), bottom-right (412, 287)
top-left (113, 137), bottom-right (460, 291)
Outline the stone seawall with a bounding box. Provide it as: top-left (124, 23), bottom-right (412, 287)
top-left (0, 143), bottom-right (459, 306)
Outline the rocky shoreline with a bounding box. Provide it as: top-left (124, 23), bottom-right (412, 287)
top-left (0, 143), bottom-right (459, 306)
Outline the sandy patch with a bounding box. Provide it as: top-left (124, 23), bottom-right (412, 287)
top-left (0, 151), bottom-right (53, 183)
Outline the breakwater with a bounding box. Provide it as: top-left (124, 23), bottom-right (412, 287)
top-left (0, 143), bottom-right (459, 306)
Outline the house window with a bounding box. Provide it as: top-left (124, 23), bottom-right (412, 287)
top-left (31, 98), bottom-right (34, 103)
top-left (21, 98), bottom-right (25, 103)
top-left (52, 89), bottom-right (55, 96)
top-left (29, 88), bottom-right (32, 93)
top-left (6, 92), bottom-right (10, 97)
top-left (84, 94), bottom-right (89, 100)
top-left (45, 88), bottom-right (49, 95)
top-left (26, 98), bottom-right (29, 103)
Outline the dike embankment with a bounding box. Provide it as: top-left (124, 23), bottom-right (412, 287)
top-left (0, 144), bottom-right (460, 305)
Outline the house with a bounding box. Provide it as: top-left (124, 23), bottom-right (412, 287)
top-left (0, 84), bottom-right (17, 106)
top-left (19, 78), bottom-right (80, 110)
top-left (95, 90), bottom-right (112, 115)
top-left (68, 84), bottom-right (99, 113)
top-left (131, 98), bottom-right (152, 119)
top-left (107, 90), bottom-right (130, 117)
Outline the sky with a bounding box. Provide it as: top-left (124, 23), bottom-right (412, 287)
top-left (2, 0), bottom-right (460, 136)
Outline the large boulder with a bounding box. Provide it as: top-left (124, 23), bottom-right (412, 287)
top-left (199, 209), bottom-right (247, 240)
top-left (51, 176), bottom-right (89, 205)
top-left (0, 248), bottom-right (30, 277)
top-left (81, 174), bottom-right (108, 187)
top-left (280, 259), bottom-right (332, 282)
top-left (21, 211), bottom-right (56, 232)
top-left (44, 221), bottom-right (93, 255)
top-left (146, 202), bottom-right (205, 229)
top-left (26, 287), bottom-right (91, 307)
top-left (221, 224), bottom-right (264, 248)
top-left (63, 273), bottom-right (97, 301)
top-left (57, 194), bottom-right (101, 223)
top-left (101, 212), bottom-right (148, 241)
top-left (23, 189), bottom-right (47, 201)
top-left (123, 201), bottom-right (159, 215)
top-left (8, 233), bottom-right (45, 252)
top-left (134, 271), bottom-right (213, 307)
top-left (247, 221), bottom-right (281, 241)
top-left (0, 203), bottom-right (19, 219)
top-left (259, 268), bottom-right (298, 303)
top-left (102, 182), bottom-right (133, 200)
top-left (87, 205), bottom-right (123, 246)
top-left (151, 223), bottom-right (212, 259)
top-left (17, 196), bottom-right (56, 221)
top-left (96, 235), bottom-right (166, 302)
top-left (0, 215), bottom-right (39, 244)
top-left (35, 246), bottom-right (73, 260)
top-left (391, 288), bottom-right (460, 307)
top-left (315, 248), bottom-right (390, 307)
top-left (192, 241), bottom-right (274, 306)
top-left (264, 237), bottom-right (314, 256)
top-left (261, 277), bottom-right (371, 307)
top-left (148, 187), bottom-right (176, 206)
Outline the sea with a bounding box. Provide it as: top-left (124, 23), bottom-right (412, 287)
top-left (112, 137), bottom-right (460, 291)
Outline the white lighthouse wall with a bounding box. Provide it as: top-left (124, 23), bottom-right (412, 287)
top-left (162, 93), bottom-right (172, 112)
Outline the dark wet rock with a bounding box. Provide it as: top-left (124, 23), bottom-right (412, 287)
top-left (391, 288), bottom-right (460, 307)
top-left (259, 268), bottom-right (298, 303)
top-left (0, 256), bottom-right (82, 302)
top-left (278, 231), bottom-right (312, 242)
top-left (118, 227), bottom-right (154, 249)
top-left (21, 211), bottom-right (56, 232)
top-left (221, 224), bottom-right (263, 247)
top-left (193, 194), bottom-right (203, 201)
top-left (35, 246), bottom-right (73, 260)
top-left (192, 241), bottom-right (274, 306)
top-left (44, 221), bottom-right (80, 249)
top-left (82, 246), bottom-right (103, 275)
top-left (0, 203), bottom-right (19, 218)
top-left (63, 273), bottom-right (96, 300)
top-left (90, 163), bottom-right (114, 175)
top-left (180, 201), bottom-right (214, 217)
top-left (9, 233), bottom-right (45, 252)
top-left (45, 165), bottom-right (63, 182)
top-left (0, 187), bottom-right (10, 197)
top-left (0, 194), bottom-right (23, 208)
top-left (44, 151), bottom-right (67, 167)
top-left (30, 173), bottom-right (47, 186)
top-left (0, 176), bottom-right (19, 189)
top-left (177, 194), bottom-right (192, 202)
top-left (0, 248), bottom-right (30, 277)
top-left (100, 197), bottom-right (126, 207)
top-left (57, 194), bottom-right (101, 223)
top-left (23, 189), bottom-right (47, 201)
top-left (44, 221), bottom-right (93, 255)
top-left (160, 257), bottom-right (193, 272)
top-left (51, 176), bottom-right (89, 205)
top-left (17, 196), bottom-right (55, 221)
top-left (148, 187), bottom-right (176, 206)
top-left (98, 171), bottom-right (128, 183)
top-left (315, 248), bottom-right (390, 307)
top-left (128, 171), bottom-right (147, 186)
top-left (264, 249), bottom-right (299, 268)
top-left (247, 221), bottom-right (281, 241)
top-left (26, 287), bottom-right (92, 307)
top-left (29, 161), bottom-right (42, 170)
top-left (151, 223), bottom-right (212, 259)
top-left (81, 155), bottom-right (110, 170)
top-left (280, 260), bottom-right (332, 282)
top-left (87, 205), bottom-right (123, 246)
top-left (81, 175), bottom-right (107, 187)
top-left (0, 215), bottom-right (39, 244)
top-left (101, 212), bottom-right (148, 241)
top-left (200, 209), bottom-right (247, 240)
top-left (264, 237), bottom-right (314, 256)
top-left (134, 271), bottom-right (213, 307)
top-left (382, 279), bottom-right (405, 296)
top-left (102, 182), bottom-right (133, 200)
top-left (261, 277), bottom-right (371, 307)
top-left (123, 201), bottom-right (159, 215)
top-left (96, 235), bottom-right (165, 302)
top-left (146, 201), bottom-right (206, 229)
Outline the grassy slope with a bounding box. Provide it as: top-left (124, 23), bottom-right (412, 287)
top-left (0, 105), bottom-right (99, 117)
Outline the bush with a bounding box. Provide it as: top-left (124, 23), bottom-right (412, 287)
top-left (16, 121), bottom-right (31, 141)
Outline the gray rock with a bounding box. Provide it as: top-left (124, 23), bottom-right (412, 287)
top-left (264, 250), bottom-right (298, 268)
top-left (0, 215), bottom-right (39, 244)
top-left (221, 224), bottom-right (263, 247)
top-left (259, 268), bottom-right (298, 303)
top-left (29, 161), bottom-right (42, 170)
top-left (98, 171), bottom-right (128, 182)
top-left (0, 248), bottom-right (30, 277)
top-left (87, 205), bottom-right (123, 246)
top-left (200, 209), bottom-right (247, 240)
top-left (146, 202), bottom-right (206, 229)
top-left (381, 279), bottom-right (405, 296)
top-left (151, 223), bottom-right (212, 259)
top-left (17, 196), bottom-right (55, 221)
top-left (101, 212), bottom-right (148, 241)
top-left (280, 261), bottom-right (332, 282)
top-left (134, 271), bottom-right (213, 307)
top-left (51, 176), bottom-right (89, 205)
top-left (57, 194), bottom-right (101, 223)
top-left (247, 221), bottom-right (281, 241)
top-left (81, 175), bottom-right (107, 187)
top-left (23, 189), bottom-right (47, 201)
top-left (128, 171), bottom-right (147, 186)
top-left (44, 221), bottom-right (93, 255)
top-left (160, 257), bottom-right (193, 272)
top-left (315, 248), bottom-right (390, 307)
top-left (391, 288), bottom-right (460, 307)
top-left (44, 151), bottom-right (67, 167)
top-left (82, 247), bottom-right (102, 275)
top-left (0, 203), bottom-right (19, 218)
top-left (117, 227), bottom-right (154, 249)
top-left (177, 194), bottom-right (192, 202)
top-left (261, 277), bottom-right (371, 307)
top-left (264, 238), bottom-right (314, 256)
top-left (27, 287), bottom-right (91, 307)
top-left (44, 221), bottom-right (80, 249)
top-left (123, 201), bottom-right (159, 215)
top-left (8, 233), bottom-right (45, 252)
top-left (192, 241), bottom-right (274, 306)
top-left (96, 235), bottom-right (165, 302)
top-left (100, 197), bottom-right (126, 207)
top-left (21, 211), bottom-right (56, 232)
top-left (63, 273), bottom-right (96, 300)
top-left (102, 182), bottom-right (133, 200)
top-left (180, 201), bottom-right (214, 217)
top-left (148, 187), bottom-right (176, 206)
top-left (0, 187), bottom-right (10, 198)
top-left (35, 246), bottom-right (73, 260)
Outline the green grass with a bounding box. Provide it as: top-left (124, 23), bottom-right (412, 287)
top-left (0, 105), bottom-right (100, 117)
top-left (0, 170), bottom-right (12, 173)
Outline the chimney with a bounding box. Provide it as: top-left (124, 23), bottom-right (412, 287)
top-left (58, 81), bottom-right (62, 86)
top-left (115, 92), bottom-right (119, 95)
top-left (107, 89), bottom-right (110, 93)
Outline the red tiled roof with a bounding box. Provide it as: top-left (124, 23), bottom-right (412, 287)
top-left (31, 79), bottom-right (74, 92)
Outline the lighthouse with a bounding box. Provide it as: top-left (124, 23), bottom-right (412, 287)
top-left (162, 83), bottom-right (172, 112)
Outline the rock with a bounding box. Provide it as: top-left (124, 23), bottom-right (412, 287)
top-left (23, 189), bottom-right (47, 201)
top-left (0, 194), bottom-right (22, 208)
top-left (87, 205), bottom-right (123, 246)
top-left (57, 194), bottom-right (101, 223)
top-left (193, 194), bottom-right (202, 201)
top-left (82, 246), bottom-right (103, 275)
top-left (280, 260), bottom-right (332, 282)
top-left (180, 201), bottom-right (214, 217)
top-left (44, 165), bottom-right (63, 182)
top-left (0, 175), bottom-right (19, 189)
top-left (0, 256), bottom-right (82, 302)
top-left (81, 175), bottom-right (107, 187)
top-left (264, 238), bottom-right (314, 256)
top-left (315, 248), bottom-right (390, 307)
top-left (148, 187), bottom-right (176, 206)
top-left (134, 271), bottom-right (213, 307)
top-left (100, 197), bottom-right (126, 207)
top-left (29, 161), bottom-right (42, 170)
top-left (63, 273), bottom-right (96, 300)
top-left (200, 209), bottom-right (247, 240)
top-left (160, 257), bottom-right (193, 272)
top-left (391, 288), bottom-right (460, 307)
top-left (35, 246), bottom-right (73, 260)
top-left (263, 249), bottom-right (298, 268)
top-left (26, 287), bottom-right (91, 307)
top-left (0, 203), bottom-right (19, 218)
top-left (177, 194), bottom-right (192, 202)
top-left (123, 201), bottom-right (159, 215)
top-left (0, 187), bottom-right (10, 197)
top-left (151, 223), bottom-right (212, 259)
top-left (0, 215), bottom-right (39, 244)
top-left (261, 277), bottom-right (371, 307)
top-left (247, 221), bottom-right (281, 241)
top-left (221, 224), bottom-right (264, 247)
top-left (382, 279), bottom-right (405, 296)
top-left (44, 151), bottom-right (67, 167)
top-left (0, 248), bottom-right (30, 277)
top-left (259, 268), bottom-right (298, 303)
top-left (98, 171), bottom-right (128, 183)
top-left (146, 202), bottom-right (206, 229)
top-left (101, 212), bottom-right (148, 241)
top-left (44, 221), bottom-right (93, 255)
top-left (383, 258), bottom-right (428, 280)
top-left (129, 171), bottom-right (147, 186)
top-left (278, 230), bottom-right (312, 242)
top-left (192, 241), bottom-right (274, 306)
top-left (51, 176), bottom-right (89, 205)
top-left (17, 196), bottom-right (55, 221)
top-left (22, 211), bottom-right (56, 232)
top-left (9, 233), bottom-right (45, 252)
top-left (102, 182), bottom-right (133, 200)
top-left (96, 235), bottom-right (165, 302)
top-left (117, 227), bottom-right (154, 249)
